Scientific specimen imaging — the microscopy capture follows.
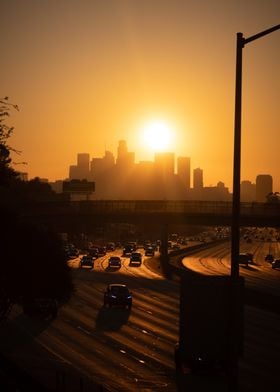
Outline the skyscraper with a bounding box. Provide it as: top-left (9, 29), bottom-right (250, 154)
top-left (256, 174), bottom-right (272, 202)
top-left (154, 152), bottom-right (175, 177)
top-left (69, 153), bottom-right (90, 180)
top-left (177, 157), bottom-right (191, 189)
top-left (116, 140), bottom-right (128, 165)
top-left (77, 153), bottom-right (90, 171)
top-left (115, 140), bottom-right (135, 171)
top-left (241, 180), bottom-right (256, 202)
top-left (193, 167), bottom-right (203, 189)
top-left (90, 151), bottom-right (115, 180)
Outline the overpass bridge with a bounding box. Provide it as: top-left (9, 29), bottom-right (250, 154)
top-left (20, 200), bottom-right (280, 232)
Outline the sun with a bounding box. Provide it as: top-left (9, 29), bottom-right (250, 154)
top-left (141, 121), bottom-right (173, 152)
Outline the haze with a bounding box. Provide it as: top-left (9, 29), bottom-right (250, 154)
top-left (1, 0), bottom-right (279, 191)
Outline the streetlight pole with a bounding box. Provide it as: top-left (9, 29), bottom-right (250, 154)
top-left (230, 24), bottom-right (280, 392)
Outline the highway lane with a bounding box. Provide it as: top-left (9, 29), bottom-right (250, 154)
top-left (1, 250), bottom-right (180, 391)
top-left (180, 236), bottom-right (280, 391)
top-left (181, 238), bottom-right (280, 296)
top-left (1, 237), bottom-right (279, 391)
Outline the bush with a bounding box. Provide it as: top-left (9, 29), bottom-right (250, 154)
top-left (1, 208), bottom-right (74, 304)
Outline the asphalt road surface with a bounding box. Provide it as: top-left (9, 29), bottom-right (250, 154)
top-left (1, 236), bottom-right (279, 391)
top-left (1, 249), bottom-right (179, 391)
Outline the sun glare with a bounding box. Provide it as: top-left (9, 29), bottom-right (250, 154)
top-left (142, 121), bottom-right (172, 152)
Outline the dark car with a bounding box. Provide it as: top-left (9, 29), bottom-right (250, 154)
top-left (80, 255), bottom-right (94, 268)
top-left (68, 247), bottom-right (79, 258)
top-left (64, 244), bottom-right (79, 259)
top-left (97, 246), bottom-right (107, 256)
top-left (129, 252), bottom-right (142, 266)
top-left (108, 256), bottom-right (121, 268)
top-left (23, 298), bottom-right (58, 319)
top-left (272, 258), bottom-right (280, 269)
top-left (106, 242), bottom-right (116, 251)
top-left (238, 252), bottom-right (253, 266)
top-left (171, 244), bottom-right (181, 251)
top-left (145, 246), bottom-right (155, 257)
top-left (265, 253), bottom-right (274, 262)
top-left (127, 241), bottom-right (137, 251)
top-left (88, 247), bottom-right (99, 258)
top-left (104, 284), bottom-right (132, 309)
top-left (123, 245), bottom-right (134, 256)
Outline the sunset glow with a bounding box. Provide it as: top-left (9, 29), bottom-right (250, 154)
top-left (1, 1), bottom-right (279, 189)
top-left (141, 121), bottom-right (173, 152)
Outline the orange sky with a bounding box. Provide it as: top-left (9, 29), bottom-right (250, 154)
top-left (1, 0), bottom-right (279, 191)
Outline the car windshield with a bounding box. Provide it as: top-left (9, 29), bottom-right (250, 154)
top-left (110, 286), bottom-right (128, 295)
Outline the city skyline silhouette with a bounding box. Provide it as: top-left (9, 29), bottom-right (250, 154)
top-left (2, 1), bottom-right (279, 188)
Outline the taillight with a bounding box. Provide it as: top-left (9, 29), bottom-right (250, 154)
top-left (181, 363), bottom-right (192, 374)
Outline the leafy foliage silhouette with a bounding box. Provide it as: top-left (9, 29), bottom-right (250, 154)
top-left (0, 98), bottom-right (74, 320)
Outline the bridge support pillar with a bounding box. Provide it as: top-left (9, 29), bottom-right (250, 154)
top-left (160, 224), bottom-right (172, 279)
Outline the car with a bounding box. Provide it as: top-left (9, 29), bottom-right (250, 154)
top-left (238, 252), bottom-right (253, 266)
top-left (103, 284), bottom-right (132, 309)
top-left (106, 242), bottom-right (116, 251)
top-left (265, 253), bottom-right (274, 262)
top-left (272, 258), bottom-right (280, 269)
top-left (64, 244), bottom-right (79, 259)
top-left (108, 256), bottom-right (121, 268)
top-left (80, 255), bottom-right (94, 268)
top-left (97, 246), bottom-right (107, 256)
top-left (127, 241), bottom-right (137, 251)
top-left (123, 245), bottom-right (134, 256)
top-left (88, 247), bottom-right (99, 258)
top-left (171, 244), bottom-right (181, 251)
top-left (129, 252), bottom-right (142, 266)
top-left (145, 246), bottom-right (155, 257)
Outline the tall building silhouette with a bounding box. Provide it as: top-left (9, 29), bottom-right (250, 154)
top-left (177, 157), bottom-right (190, 190)
top-left (66, 140), bottom-right (236, 201)
top-left (69, 153), bottom-right (90, 180)
top-left (116, 140), bottom-right (134, 169)
top-left (103, 150), bottom-right (115, 169)
top-left (154, 152), bottom-right (175, 177)
top-left (241, 180), bottom-right (256, 202)
top-left (193, 167), bottom-right (203, 189)
top-left (116, 140), bottom-right (128, 165)
top-left (77, 153), bottom-right (90, 170)
top-left (256, 174), bottom-right (272, 202)
top-left (90, 151), bottom-right (115, 180)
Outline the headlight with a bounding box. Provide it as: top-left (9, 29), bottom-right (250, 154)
top-left (110, 294), bottom-right (117, 298)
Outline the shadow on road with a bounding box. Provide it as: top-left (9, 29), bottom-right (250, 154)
top-left (0, 311), bottom-right (53, 355)
top-left (95, 306), bottom-right (130, 331)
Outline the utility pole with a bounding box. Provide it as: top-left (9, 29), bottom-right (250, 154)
top-left (230, 24), bottom-right (280, 391)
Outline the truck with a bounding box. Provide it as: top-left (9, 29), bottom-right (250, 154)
top-left (175, 271), bottom-right (244, 388)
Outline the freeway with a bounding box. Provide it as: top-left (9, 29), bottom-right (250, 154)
top-left (1, 249), bottom-right (180, 391)
top-left (180, 233), bottom-right (280, 391)
top-left (1, 235), bottom-right (279, 391)
top-left (181, 236), bottom-right (280, 297)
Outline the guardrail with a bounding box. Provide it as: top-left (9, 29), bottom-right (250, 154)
top-left (20, 200), bottom-right (280, 227)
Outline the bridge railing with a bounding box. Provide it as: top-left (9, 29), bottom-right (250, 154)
top-left (21, 200), bottom-right (280, 219)
top-left (76, 200), bottom-right (234, 214)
